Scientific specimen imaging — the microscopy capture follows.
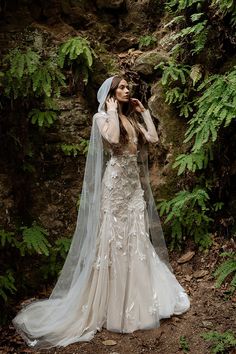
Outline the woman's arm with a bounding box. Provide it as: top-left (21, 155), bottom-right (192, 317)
top-left (130, 98), bottom-right (159, 143)
top-left (138, 109), bottom-right (159, 143)
top-left (94, 109), bottom-right (120, 144)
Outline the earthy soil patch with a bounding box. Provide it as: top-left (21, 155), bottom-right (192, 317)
top-left (1, 238), bottom-right (235, 354)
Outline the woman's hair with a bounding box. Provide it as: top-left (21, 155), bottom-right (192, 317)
top-left (107, 76), bottom-right (144, 144)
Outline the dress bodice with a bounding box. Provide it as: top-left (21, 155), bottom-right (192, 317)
top-left (94, 108), bottom-right (159, 156)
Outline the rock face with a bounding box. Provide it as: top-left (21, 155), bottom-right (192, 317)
top-left (149, 81), bottom-right (187, 147)
top-left (133, 50), bottom-right (169, 75)
top-left (147, 81), bottom-right (188, 198)
top-left (96, 0), bottom-right (126, 9)
top-left (0, 0), bottom-right (187, 233)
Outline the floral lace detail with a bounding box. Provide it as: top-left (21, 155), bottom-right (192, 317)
top-left (100, 154), bottom-right (150, 262)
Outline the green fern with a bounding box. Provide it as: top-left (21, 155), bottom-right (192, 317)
top-left (201, 330), bottom-right (236, 354)
top-left (58, 36), bottom-right (95, 84)
top-left (0, 229), bottom-right (15, 247)
top-left (29, 109), bottom-right (57, 127)
top-left (138, 35), bottom-right (157, 49)
top-left (213, 252), bottom-right (236, 293)
top-left (179, 336), bottom-right (190, 353)
top-left (0, 224), bottom-right (71, 298)
top-left (157, 187), bottom-right (213, 249)
top-left (54, 237), bottom-right (71, 259)
top-left (173, 146), bottom-right (213, 174)
top-left (155, 61), bottom-right (191, 85)
top-left (169, 19), bottom-right (209, 55)
top-left (0, 270), bottom-right (17, 302)
top-left (184, 67), bottom-right (236, 152)
top-left (40, 237), bottom-right (71, 279)
top-left (156, 61), bottom-right (195, 117)
top-left (165, 0), bottom-right (204, 12)
top-left (61, 140), bottom-right (89, 156)
top-left (31, 59), bottom-right (66, 98)
top-left (20, 223), bottom-right (51, 256)
top-left (211, 0), bottom-right (236, 26)
top-left (4, 48), bottom-right (40, 79)
top-left (4, 48), bottom-right (66, 99)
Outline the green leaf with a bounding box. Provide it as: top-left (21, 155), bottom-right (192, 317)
top-left (21, 223), bottom-right (51, 256)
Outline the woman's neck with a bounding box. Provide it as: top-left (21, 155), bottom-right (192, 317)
top-left (118, 102), bottom-right (125, 115)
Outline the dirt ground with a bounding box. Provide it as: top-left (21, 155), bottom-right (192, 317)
top-left (1, 238), bottom-right (236, 354)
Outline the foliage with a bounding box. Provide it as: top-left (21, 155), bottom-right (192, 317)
top-left (169, 17), bottom-right (209, 56)
top-left (156, 64), bottom-right (236, 250)
top-left (155, 61), bottom-right (191, 86)
top-left (184, 68), bottom-right (236, 153)
top-left (162, 0), bottom-right (209, 57)
top-left (213, 252), bottom-right (236, 294)
top-left (138, 35), bottom-right (157, 49)
top-left (211, 0), bottom-right (236, 26)
top-left (3, 48), bottom-right (66, 99)
top-left (40, 237), bottom-right (71, 279)
top-left (157, 62), bottom-right (236, 175)
top-left (201, 330), bottom-right (236, 353)
top-left (29, 109), bottom-right (57, 127)
top-left (172, 147), bottom-right (213, 175)
top-left (157, 187), bottom-right (213, 249)
top-left (58, 36), bottom-right (95, 84)
top-left (179, 336), bottom-right (190, 353)
top-left (20, 223), bottom-right (51, 256)
top-left (61, 140), bottom-right (89, 156)
top-left (155, 61), bottom-right (195, 119)
top-left (0, 224), bottom-right (71, 302)
top-left (165, 0), bottom-right (204, 12)
top-left (0, 223), bottom-right (51, 256)
top-left (0, 270), bottom-right (17, 302)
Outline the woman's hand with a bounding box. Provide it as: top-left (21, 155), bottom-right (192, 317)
top-left (130, 98), bottom-right (145, 113)
top-left (106, 97), bottom-right (118, 111)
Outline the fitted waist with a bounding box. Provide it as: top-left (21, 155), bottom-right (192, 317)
top-left (110, 153), bottom-right (138, 163)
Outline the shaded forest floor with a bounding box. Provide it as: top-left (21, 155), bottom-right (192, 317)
top-left (1, 237), bottom-right (235, 354)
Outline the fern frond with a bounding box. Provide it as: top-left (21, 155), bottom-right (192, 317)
top-left (0, 270), bottom-right (16, 302)
top-left (201, 330), bottom-right (236, 354)
top-left (29, 109), bottom-right (57, 127)
top-left (58, 36), bottom-right (94, 85)
top-left (157, 187), bottom-right (213, 249)
top-left (20, 223), bottom-right (51, 256)
top-left (214, 252), bottom-right (236, 290)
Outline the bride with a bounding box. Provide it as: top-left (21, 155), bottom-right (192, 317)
top-left (13, 75), bottom-right (190, 349)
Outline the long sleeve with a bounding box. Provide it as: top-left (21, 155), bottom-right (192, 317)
top-left (94, 110), bottom-right (120, 144)
top-left (138, 109), bottom-right (159, 143)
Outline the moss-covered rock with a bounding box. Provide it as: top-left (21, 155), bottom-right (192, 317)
top-left (133, 50), bottom-right (169, 75)
top-left (147, 80), bottom-right (188, 199)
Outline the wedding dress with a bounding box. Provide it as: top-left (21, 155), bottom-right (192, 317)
top-left (13, 77), bottom-right (190, 349)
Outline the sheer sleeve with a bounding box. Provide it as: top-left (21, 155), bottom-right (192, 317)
top-left (94, 110), bottom-right (120, 144)
top-left (138, 109), bottom-right (159, 143)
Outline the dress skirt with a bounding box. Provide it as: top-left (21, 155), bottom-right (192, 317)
top-left (13, 153), bottom-right (190, 348)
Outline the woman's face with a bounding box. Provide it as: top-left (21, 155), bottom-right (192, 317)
top-left (115, 79), bottom-right (130, 103)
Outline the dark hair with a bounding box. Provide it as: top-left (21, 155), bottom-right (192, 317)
top-left (107, 76), bottom-right (144, 144)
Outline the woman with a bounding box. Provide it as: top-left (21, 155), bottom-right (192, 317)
top-left (13, 76), bottom-right (190, 349)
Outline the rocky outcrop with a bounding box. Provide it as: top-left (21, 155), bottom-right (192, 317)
top-left (133, 50), bottom-right (169, 75)
top-left (96, 0), bottom-right (126, 9)
top-left (147, 81), bottom-right (188, 198)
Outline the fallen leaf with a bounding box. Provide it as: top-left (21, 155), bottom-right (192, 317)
top-left (193, 270), bottom-right (209, 278)
top-left (102, 339), bottom-right (117, 346)
top-left (177, 251), bottom-right (195, 264)
top-left (201, 320), bottom-right (213, 329)
top-left (118, 53), bottom-right (128, 58)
